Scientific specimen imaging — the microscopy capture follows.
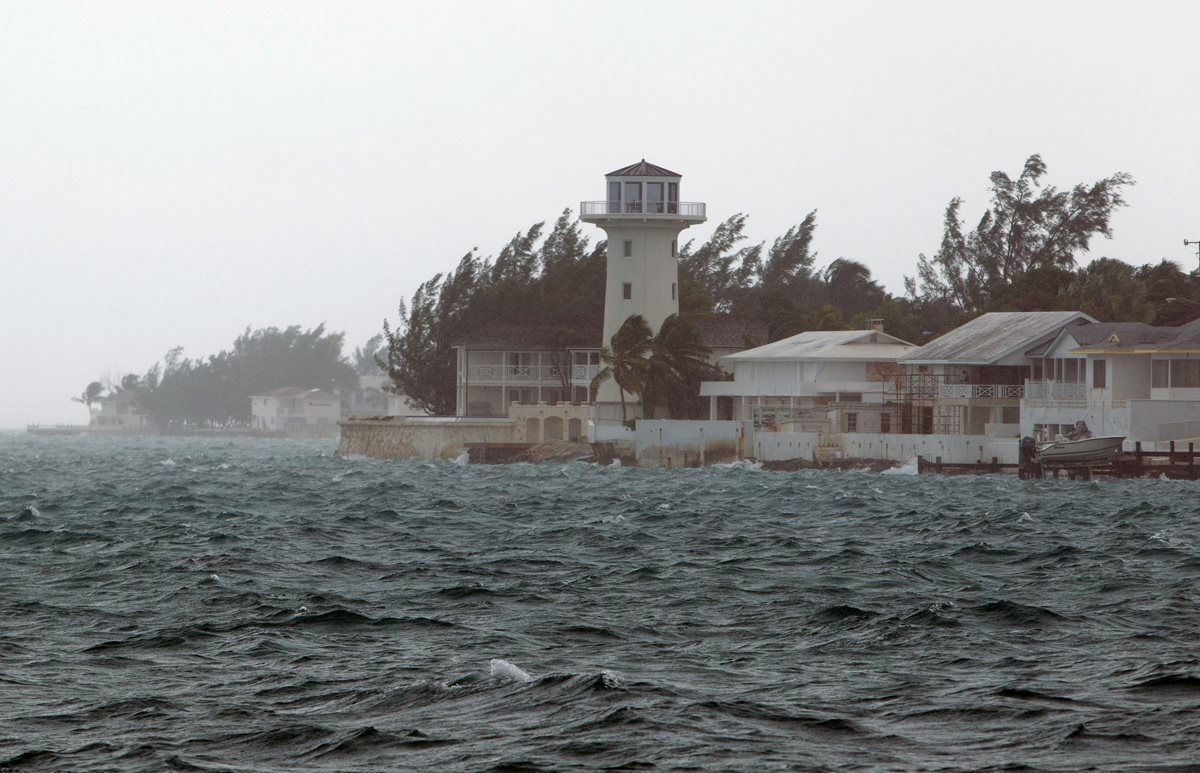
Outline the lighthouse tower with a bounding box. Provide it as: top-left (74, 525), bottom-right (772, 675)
top-left (580, 160), bottom-right (706, 421)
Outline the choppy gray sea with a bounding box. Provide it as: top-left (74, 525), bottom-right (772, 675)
top-left (2, 433), bottom-right (1199, 771)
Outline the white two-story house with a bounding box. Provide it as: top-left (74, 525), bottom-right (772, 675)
top-left (898, 311), bottom-right (1095, 438)
top-left (1022, 318), bottom-right (1200, 446)
top-left (699, 325), bottom-right (915, 432)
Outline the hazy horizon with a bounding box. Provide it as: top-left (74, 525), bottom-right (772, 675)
top-left (4, 0), bottom-right (1198, 428)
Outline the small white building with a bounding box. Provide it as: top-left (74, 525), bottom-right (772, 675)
top-left (700, 326), bottom-right (915, 431)
top-left (251, 387), bottom-right (340, 437)
top-left (90, 392), bottom-right (152, 431)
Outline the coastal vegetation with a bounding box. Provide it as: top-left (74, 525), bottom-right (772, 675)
top-left (382, 155), bottom-right (1193, 416)
top-left (81, 325), bottom-right (359, 429)
top-left (84, 156), bottom-right (1197, 424)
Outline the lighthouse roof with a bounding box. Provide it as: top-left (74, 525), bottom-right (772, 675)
top-left (606, 160), bottom-right (680, 178)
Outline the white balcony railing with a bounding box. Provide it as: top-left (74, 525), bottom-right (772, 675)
top-left (469, 364), bottom-right (566, 383)
top-left (938, 383), bottom-right (1025, 399)
top-left (572, 364), bottom-right (601, 383)
top-left (580, 201), bottom-right (706, 218)
top-left (1023, 380), bottom-right (1088, 400)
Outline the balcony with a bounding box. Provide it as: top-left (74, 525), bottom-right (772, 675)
top-left (580, 200), bottom-right (706, 222)
top-left (1023, 381), bottom-right (1088, 400)
top-left (572, 364), bottom-right (601, 384)
top-left (468, 364), bottom-right (566, 384)
top-left (937, 383), bottom-right (1025, 400)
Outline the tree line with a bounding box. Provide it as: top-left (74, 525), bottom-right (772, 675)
top-left (79, 155), bottom-right (1196, 425)
top-left (77, 324), bottom-right (364, 428)
top-left (382, 154), bottom-right (1196, 418)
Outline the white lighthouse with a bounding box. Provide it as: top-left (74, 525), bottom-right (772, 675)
top-left (580, 160), bottom-right (707, 421)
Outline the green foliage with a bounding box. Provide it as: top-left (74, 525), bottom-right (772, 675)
top-left (72, 381), bottom-right (104, 410)
top-left (352, 334), bottom-right (385, 375)
top-left (146, 324), bottom-right (356, 427)
top-left (591, 314), bottom-right (653, 424)
top-left (381, 210), bottom-right (597, 415)
top-left (642, 314), bottom-right (723, 419)
top-left (677, 214), bottom-right (762, 312)
top-left (911, 154), bottom-right (1135, 312)
top-left (1062, 257), bottom-right (1151, 322)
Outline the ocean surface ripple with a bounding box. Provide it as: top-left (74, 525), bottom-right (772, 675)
top-left (2, 434), bottom-right (1200, 771)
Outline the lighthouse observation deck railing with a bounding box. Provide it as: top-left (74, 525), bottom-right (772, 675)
top-left (580, 201), bottom-right (706, 218)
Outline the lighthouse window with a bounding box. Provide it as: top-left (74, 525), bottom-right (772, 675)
top-left (671, 240), bottom-right (677, 257)
top-left (671, 283), bottom-right (677, 300)
top-left (622, 282), bottom-right (632, 300)
top-left (647, 182), bottom-right (664, 213)
top-left (607, 181), bottom-right (621, 214)
top-left (623, 182), bottom-right (642, 213)
top-left (623, 240), bottom-right (633, 258)
top-left (667, 182), bottom-right (678, 214)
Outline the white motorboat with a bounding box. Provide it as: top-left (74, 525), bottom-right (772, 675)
top-left (1038, 435), bottom-right (1125, 465)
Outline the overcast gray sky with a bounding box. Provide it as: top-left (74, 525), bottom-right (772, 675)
top-left (2, 0), bottom-right (1197, 428)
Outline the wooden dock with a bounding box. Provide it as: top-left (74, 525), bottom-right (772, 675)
top-left (918, 441), bottom-right (1200, 480)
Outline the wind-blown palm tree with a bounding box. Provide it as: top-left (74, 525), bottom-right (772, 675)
top-left (590, 314), bottom-right (652, 424)
top-left (643, 314), bottom-right (719, 419)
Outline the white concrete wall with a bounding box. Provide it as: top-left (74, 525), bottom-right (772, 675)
top-left (1110, 356), bottom-right (1150, 401)
top-left (1021, 400), bottom-right (1131, 440)
top-left (752, 430), bottom-right (1017, 464)
top-left (1128, 400), bottom-right (1200, 443)
top-left (338, 417), bottom-right (517, 459)
top-left (635, 420), bottom-right (745, 467)
top-left (753, 432), bottom-right (820, 461)
top-left (509, 402), bottom-right (591, 442)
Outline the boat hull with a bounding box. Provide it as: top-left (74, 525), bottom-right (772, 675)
top-left (1038, 435), bottom-right (1124, 465)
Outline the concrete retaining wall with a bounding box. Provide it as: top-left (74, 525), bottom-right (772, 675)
top-left (338, 417), bottom-right (516, 460)
top-left (637, 421), bottom-right (1018, 466)
top-left (636, 420), bottom-right (745, 467)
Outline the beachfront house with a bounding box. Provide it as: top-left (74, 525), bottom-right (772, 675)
top-left (897, 311), bottom-right (1096, 438)
top-left (251, 387), bottom-right (341, 437)
top-left (1022, 318), bottom-right (1200, 447)
top-left (90, 392), bottom-right (153, 431)
top-left (453, 316), bottom-right (602, 418)
top-left (699, 325), bottom-right (915, 432)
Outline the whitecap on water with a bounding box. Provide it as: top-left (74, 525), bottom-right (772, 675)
top-left (454, 451), bottom-right (470, 466)
top-left (599, 669), bottom-right (625, 688)
top-left (882, 458), bottom-right (919, 476)
top-left (489, 658), bottom-right (532, 683)
top-left (608, 459), bottom-right (622, 468)
top-left (159, 458), bottom-right (176, 467)
top-left (1017, 512), bottom-right (1034, 523)
top-left (711, 459), bottom-right (762, 471)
